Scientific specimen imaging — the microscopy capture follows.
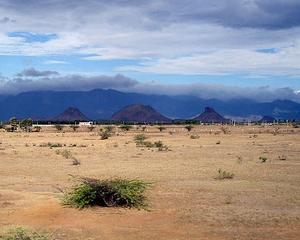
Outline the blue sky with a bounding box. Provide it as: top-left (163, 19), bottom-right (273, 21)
top-left (0, 0), bottom-right (300, 101)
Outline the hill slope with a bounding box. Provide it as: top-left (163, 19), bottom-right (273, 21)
top-left (193, 107), bottom-right (229, 123)
top-left (111, 104), bottom-right (170, 123)
top-left (52, 107), bottom-right (89, 122)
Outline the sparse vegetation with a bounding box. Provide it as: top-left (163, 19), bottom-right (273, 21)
top-left (56, 149), bottom-right (72, 159)
top-left (134, 135), bottom-right (168, 151)
top-left (19, 119), bottom-right (33, 132)
top-left (220, 126), bottom-right (230, 134)
top-left (0, 227), bottom-right (50, 240)
top-left (100, 130), bottom-right (111, 140)
top-left (104, 125), bottom-right (113, 133)
top-left (72, 158), bottom-right (81, 165)
top-left (120, 125), bottom-right (133, 131)
top-left (87, 126), bottom-right (96, 132)
top-left (70, 125), bottom-right (79, 132)
top-left (153, 141), bottom-right (168, 151)
top-left (39, 142), bottom-right (63, 148)
top-left (54, 124), bottom-right (64, 132)
top-left (63, 177), bottom-right (150, 209)
top-left (237, 156), bottom-right (243, 164)
top-left (185, 125), bottom-right (193, 132)
top-left (157, 126), bottom-right (166, 132)
top-left (215, 169), bottom-right (234, 180)
top-left (278, 155), bottom-right (287, 161)
top-left (134, 134), bottom-right (147, 142)
top-left (259, 156), bottom-right (268, 163)
top-left (273, 126), bottom-right (280, 135)
top-left (190, 134), bottom-right (200, 139)
top-left (33, 126), bottom-right (42, 132)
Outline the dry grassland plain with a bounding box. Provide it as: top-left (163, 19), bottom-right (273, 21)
top-left (0, 125), bottom-right (299, 240)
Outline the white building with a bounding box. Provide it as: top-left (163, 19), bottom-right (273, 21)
top-left (79, 121), bottom-right (93, 126)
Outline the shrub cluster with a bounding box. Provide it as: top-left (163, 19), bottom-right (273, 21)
top-left (63, 177), bottom-right (150, 209)
top-left (134, 134), bottom-right (168, 151)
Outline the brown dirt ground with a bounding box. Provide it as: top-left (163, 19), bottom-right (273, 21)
top-left (0, 125), bottom-right (299, 240)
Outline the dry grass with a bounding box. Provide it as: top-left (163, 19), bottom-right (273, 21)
top-left (0, 125), bottom-right (299, 240)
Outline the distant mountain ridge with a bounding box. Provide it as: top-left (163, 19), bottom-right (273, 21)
top-left (0, 89), bottom-right (300, 120)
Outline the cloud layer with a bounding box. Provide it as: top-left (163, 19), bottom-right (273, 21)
top-left (1, 69), bottom-right (299, 103)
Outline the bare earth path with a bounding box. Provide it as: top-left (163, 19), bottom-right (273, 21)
top-left (0, 125), bottom-right (299, 239)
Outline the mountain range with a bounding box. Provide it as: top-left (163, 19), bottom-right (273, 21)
top-left (0, 89), bottom-right (300, 121)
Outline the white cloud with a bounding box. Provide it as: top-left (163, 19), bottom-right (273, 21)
top-left (0, 0), bottom-right (299, 76)
top-left (44, 60), bottom-right (69, 65)
top-left (118, 44), bottom-right (300, 76)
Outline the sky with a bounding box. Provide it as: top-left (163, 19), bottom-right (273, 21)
top-left (0, 0), bottom-right (300, 102)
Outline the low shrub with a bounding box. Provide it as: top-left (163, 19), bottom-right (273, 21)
top-left (190, 135), bottom-right (200, 139)
top-left (135, 139), bottom-right (168, 151)
top-left (72, 158), bottom-right (81, 166)
top-left (33, 126), bottom-right (42, 132)
top-left (63, 177), bottom-right (150, 209)
top-left (185, 125), bottom-right (193, 132)
top-left (215, 169), bottom-right (234, 180)
top-left (56, 149), bottom-right (72, 159)
top-left (100, 130), bottom-right (111, 140)
top-left (87, 126), bottom-right (96, 132)
top-left (39, 142), bottom-right (63, 148)
top-left (54, 124), bottom-right (64, 132)
top-left (70, 125), bottom-right (79, 132)
top-left (259, 156), bottom-right (267, 163)
top-left (120, 125), bottom-right (133, 131)
top-left (220, 126), bottom-right (230, 134)
top-left (278, 155), bottom-right (287, 161)
top-left (134, 134), bottom-right (147, 142)
top-left (153, 141), bottom-right (168, 151)
top-left (0, 227), bottom-right (50, 240)
top-left (104, 125), bottom-right (113, 133)
top-left (157, 126), bottom-right (166, 132)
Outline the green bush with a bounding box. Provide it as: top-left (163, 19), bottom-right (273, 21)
top-left (0, 227), bottom-right (50, 240)
top-left (63, 177), bottom-right (150, 209)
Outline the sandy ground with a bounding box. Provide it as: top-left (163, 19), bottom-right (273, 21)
top-left (0, 125), bottom-right (299, 240)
